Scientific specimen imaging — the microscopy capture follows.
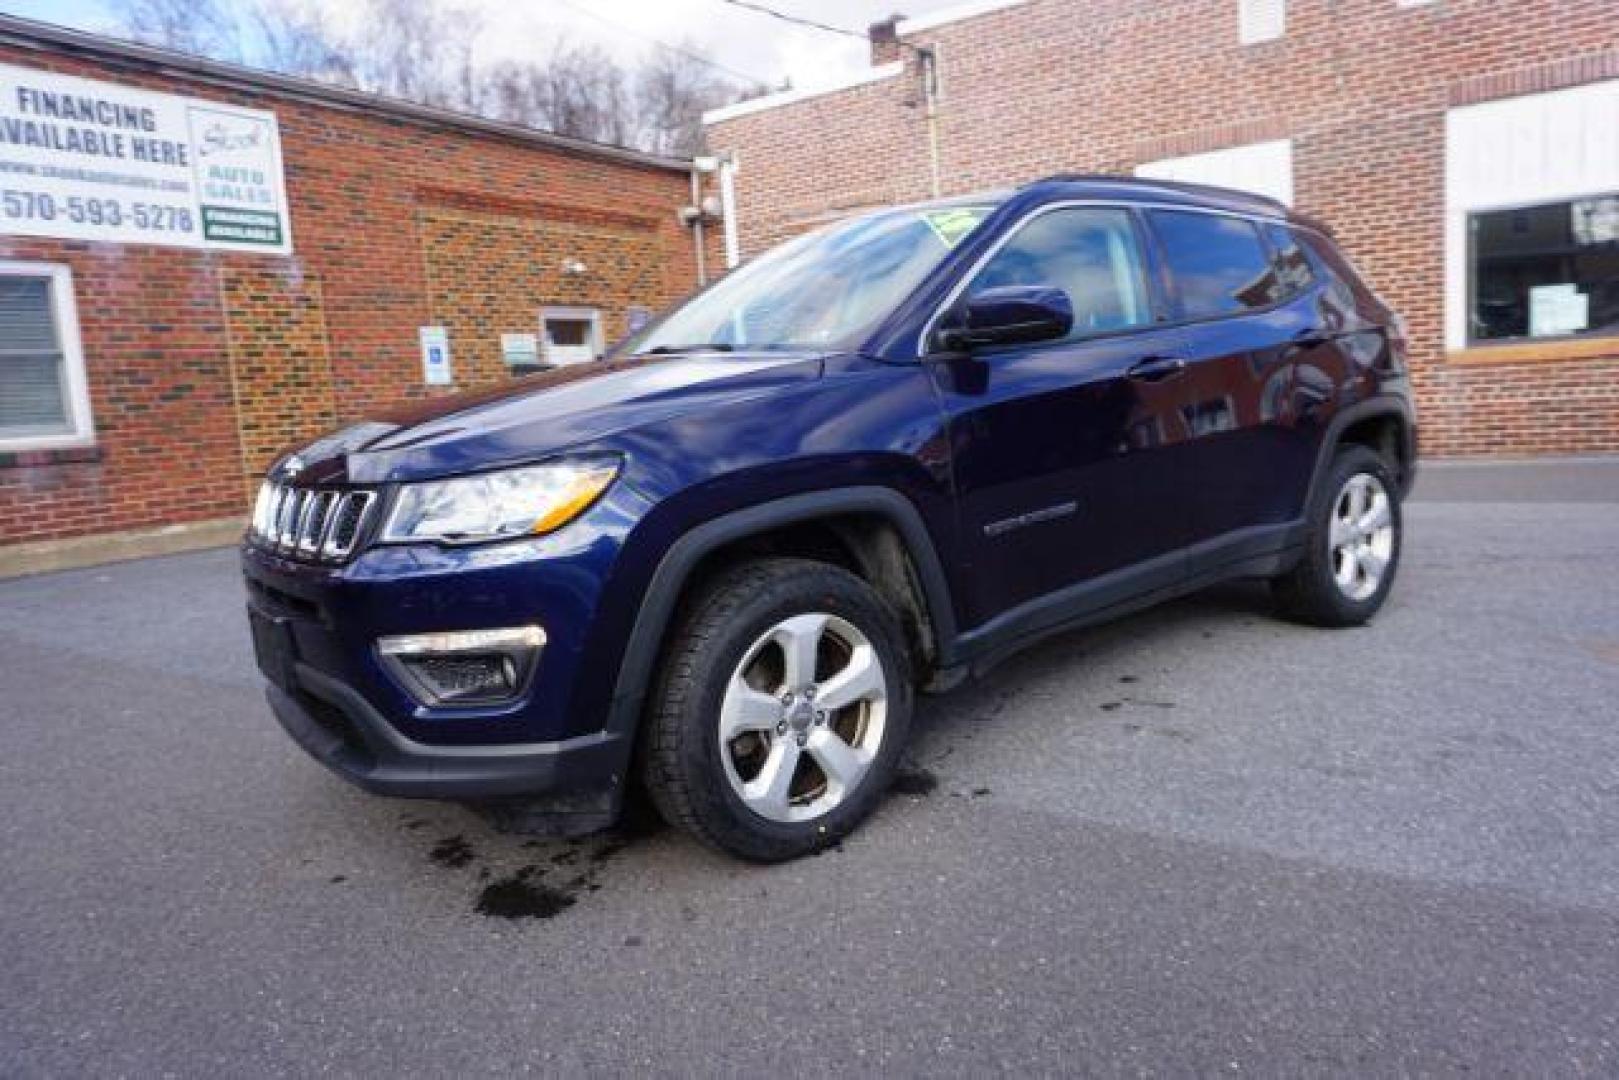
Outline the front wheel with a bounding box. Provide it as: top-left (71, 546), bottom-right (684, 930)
top-left (640, 557), bottom-right (914, 862)
top-left (1272, 445), bottom-right (1403, 627)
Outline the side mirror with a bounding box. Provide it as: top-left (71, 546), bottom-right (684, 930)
top-left (937, 285), bottom-right (1074, 351)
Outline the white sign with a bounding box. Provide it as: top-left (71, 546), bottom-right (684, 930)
top-left (0, 61), bottom-right (291, 253)
top-left (419, 326), bottom-right (452, 385)
top-left (1528, 284), bottom-right (1589, 338)
top-left (500, 332), bottom-right (540, 368)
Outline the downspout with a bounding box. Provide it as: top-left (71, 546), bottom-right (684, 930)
top-left (918, 47), bottom-right (942, 199)
top-left (689, 164), bottom-right (708, 286)
top-left (718, 152), bottom-right (741, 270)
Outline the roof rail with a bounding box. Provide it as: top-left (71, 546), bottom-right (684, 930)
top-left (1030, 173), bottom-right (1291, 217)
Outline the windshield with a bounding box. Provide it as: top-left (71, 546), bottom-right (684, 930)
top-left (623, 203), bottom-right (999, 354)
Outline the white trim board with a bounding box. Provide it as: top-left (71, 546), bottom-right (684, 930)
top-left (702, 0), bottom-right (1032, 127)
top-left (703, 62), bottom-right (904, 125)
top-left (897, 0), bottom-right (1030, 36)
top-left (1135, 139), bottom-right (1295, 207)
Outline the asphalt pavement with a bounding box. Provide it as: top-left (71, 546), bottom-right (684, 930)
top-left (2, 457), bottom-right (1617, 1075)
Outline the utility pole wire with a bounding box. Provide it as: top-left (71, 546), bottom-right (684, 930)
top-left (713, 0), bottom-right (868, 41)
top-left (714, 0), bottom-right (933, 60)
top-left (552, 0), bottom-right (773, 86)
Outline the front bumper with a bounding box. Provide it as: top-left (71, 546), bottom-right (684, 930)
top-left (240, 485), bottom-right (644, 807)
top-left (263, 658), bottom-right (624, 803)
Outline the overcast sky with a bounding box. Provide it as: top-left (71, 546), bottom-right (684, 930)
top-left (0, 0), bottom-right (969, 90)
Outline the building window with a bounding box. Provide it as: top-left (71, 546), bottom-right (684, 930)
top-left (541, 307), bottom-right (603, 366)
top-left (1444, 79), bottom-right (1619, 350)
top-left (1468, 194), bottom-right (1619, 343)
top-left (1239, 0), bottom-right (1285, 44)
top-left (0, 262), bottom-right (94, 451)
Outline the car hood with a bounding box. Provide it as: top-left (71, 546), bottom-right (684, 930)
top-left (277, 351), bottom-right (828, 485)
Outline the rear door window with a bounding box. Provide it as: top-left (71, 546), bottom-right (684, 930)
top-left (1148, 209), bottom-right (1283, 318)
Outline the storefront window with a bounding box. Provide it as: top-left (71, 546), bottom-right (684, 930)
top-left (1468, 194), bottom-right (1619, 343)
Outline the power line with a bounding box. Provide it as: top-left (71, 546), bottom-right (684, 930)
top-left (713, 0), bottom-right (869, 42)
top-left (550, 0), bottom-right (773, 86)
top-left (712, 0), bottom-right (931, 60)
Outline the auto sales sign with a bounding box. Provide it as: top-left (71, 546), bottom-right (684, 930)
top-left (0, 62), bottom-right (292, 254)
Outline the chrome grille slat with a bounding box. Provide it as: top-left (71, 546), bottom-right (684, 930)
top-left (280, 490), bottom-right (307, 552)
top-left (292, 491), bottom-right (318, 552)
top-left (251, 482), bottom-right (377, 564)
top-left (324, 491), bottom-right (376, 559)
top-left (296, 492), bottom-right (331, 553)
top-left (274, 488), bottom-right (300, 549)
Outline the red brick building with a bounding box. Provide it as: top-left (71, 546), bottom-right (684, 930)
top-left (705, 0), bottom-right (1619, 457)
top-left (0, 17), bottom-right (711, 561)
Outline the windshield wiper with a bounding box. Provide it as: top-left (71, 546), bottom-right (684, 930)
top-left (644, 343), bottom-right (736, 355)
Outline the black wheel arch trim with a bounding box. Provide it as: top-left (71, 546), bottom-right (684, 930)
top-left (603, 486), bottom-right (960, 746)
top-left (1305, 396), bottom-right (1416, 510)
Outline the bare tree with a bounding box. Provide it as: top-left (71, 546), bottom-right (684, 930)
top-left (250, 0), bottom-right (356, 85)
top-left (343, 0), bottom-right (482, 111)
top-left (484, 40), bottom-right (636, 147)
top-left (120, 0), bottom-right (239, 58)
top-left (108, 0), bottom-right (761, 156)
top-left (635, 43), bottom-right (744, 157)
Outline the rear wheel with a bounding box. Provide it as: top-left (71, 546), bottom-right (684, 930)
top-left (1272, 445), bottom-right (1402, 626)
top-left (640, 557), bottom-right (913, 862)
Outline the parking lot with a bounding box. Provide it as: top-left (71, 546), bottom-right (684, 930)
top-left (3, 458), bottom-right (1617, 1074)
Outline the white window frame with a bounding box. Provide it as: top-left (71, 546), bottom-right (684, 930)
top-left (540, 306), bottom-right (603, 367)
top-left (1443, 80), bottom-right (1619, 349)
top-left (1239, 0), bottom-right (1285, 44)
top-left (0, 260), bottom-right (95, 452)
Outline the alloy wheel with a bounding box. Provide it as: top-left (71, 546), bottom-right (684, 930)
top-left (1330, 472), bottom-right (1395, 602)
top-left (718, 612), bottom-right (888, 823)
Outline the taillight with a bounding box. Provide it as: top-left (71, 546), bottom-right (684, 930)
top-left (1384, 312), bottom-right (1410, 373)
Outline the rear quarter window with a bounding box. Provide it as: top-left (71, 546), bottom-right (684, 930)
top-left (1263, 223), bottom-right (1318, 297)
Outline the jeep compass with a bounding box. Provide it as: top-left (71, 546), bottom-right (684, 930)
top-left (242, 176), bottom-right (1415, 861)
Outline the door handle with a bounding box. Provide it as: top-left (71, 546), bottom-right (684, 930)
top-left (1126, 356), bottom-right (1187, 382)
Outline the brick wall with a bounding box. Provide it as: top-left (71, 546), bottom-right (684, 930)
top-left (0, 38), bottom-right (703, 547)
top-left (708, 0), bottom-right (1619, 457)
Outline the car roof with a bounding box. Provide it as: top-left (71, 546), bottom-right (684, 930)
top-left (1022, 174), bottom-right (1292, 220)
top-left (880, 175), bottom-right (1298, 226)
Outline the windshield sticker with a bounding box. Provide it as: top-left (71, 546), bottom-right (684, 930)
top-left (922, 208), bottom-right (986, 248)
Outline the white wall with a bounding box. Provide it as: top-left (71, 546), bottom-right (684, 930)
top-left (1135, 139), bottom-right (1294, 207)
top-left (1443, 79), bottom-right (1619, 349)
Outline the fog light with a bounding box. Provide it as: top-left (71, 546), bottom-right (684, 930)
top-left (377, 625), bottom-right (544, 707)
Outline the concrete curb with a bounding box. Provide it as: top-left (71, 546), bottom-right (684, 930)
top-left (0, 517), bottom-right (245, 580)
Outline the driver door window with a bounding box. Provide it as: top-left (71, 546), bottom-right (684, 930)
top-left (968, 206), bottom-right (1154, 340)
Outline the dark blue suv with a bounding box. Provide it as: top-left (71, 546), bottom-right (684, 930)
top-left (242, 176), bottom-right (1415, 861)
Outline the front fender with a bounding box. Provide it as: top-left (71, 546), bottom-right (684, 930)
top-left (565, 483), bottom-right (959, 752)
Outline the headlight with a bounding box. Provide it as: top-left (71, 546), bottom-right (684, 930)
top-left (381, 458), bottom-right (620, 544)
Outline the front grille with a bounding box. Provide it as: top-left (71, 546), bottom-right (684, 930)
top-left (250, 481), bottom-right (378, 562)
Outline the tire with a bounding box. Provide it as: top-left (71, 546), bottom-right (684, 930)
top-left (640, 557), bottom-right (914, 862)
top-left (1272, 444), bottom-right (1403, 627)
